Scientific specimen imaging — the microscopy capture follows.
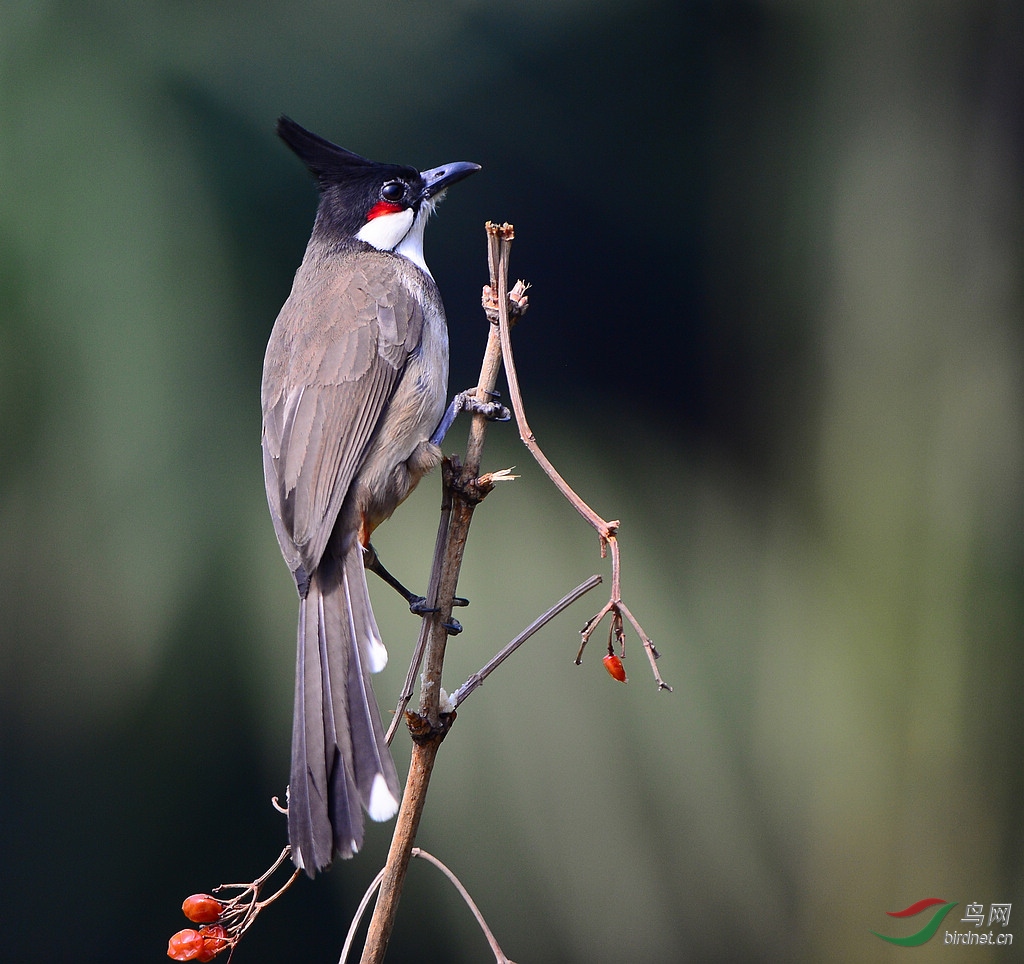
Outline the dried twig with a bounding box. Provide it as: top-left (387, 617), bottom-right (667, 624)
top-left (359, 221), bottom-right (668, 963)
top-left (410, 849), bottom-right (518, 964)
top-left (451, 574), bottom-right (602, 709)
top-left (491, 242), bottom-right (672, 691)
top-left (341, 849), bottom-right (517, 964)
top-left (359, 224), bottom-right (529, 964)
top-left (339, 865), bottom-right (388, 964)
top-left (168, 847), bottom-right (300, 963)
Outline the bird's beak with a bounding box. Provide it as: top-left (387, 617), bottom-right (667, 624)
top-left (420, 161), bottom-right (481, 199)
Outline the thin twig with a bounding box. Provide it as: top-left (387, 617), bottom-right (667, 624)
top-left (342, 849), bottom-right (517, 964)
top-left (411, 849), bottom-right (518, 964)
top-left (494, 255), bottom-right (672, 691)
top-left (385, 486), bottom-right (454, 745)
top-left (184, 846), bottom-right (301, 962)
top-left (361, 222), bottom-right (656, 962)
top-left (451, 574), bottom-right (602, 708)
top-left (339, 867), bottom-right (388, 964)
top-left (358, 224), bottom-right (517, 964)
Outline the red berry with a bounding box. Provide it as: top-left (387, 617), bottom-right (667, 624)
top-left (182, 894), bottom-right (224, 923)
top-left (167, 928), bottom-right (203, 961)
top-left (196, 925), bottom-right (229, 962)
top-left (603, 653), bottom-right (627, 683)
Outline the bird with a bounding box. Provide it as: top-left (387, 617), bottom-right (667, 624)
top-left (261, 115), bottom-right (480, 874)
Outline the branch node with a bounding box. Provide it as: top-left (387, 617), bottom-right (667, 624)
top-left (446, 454), bottom-right (495, 504)
top-left (482, 280), bottom-right (530, 326)
top-left (405, 709), bottom-right (456, 746)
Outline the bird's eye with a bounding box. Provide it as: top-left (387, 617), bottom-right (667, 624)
top-left (381, 181), bottom-right (405, 203)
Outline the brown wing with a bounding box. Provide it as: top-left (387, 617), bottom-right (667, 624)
top-left (261, 247), bottom-right (425, 579)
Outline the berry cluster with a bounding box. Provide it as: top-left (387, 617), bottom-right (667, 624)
top-left (166, 847), bottom-right (299, 962)
top-left (167, 896), bottom-right (231, 961)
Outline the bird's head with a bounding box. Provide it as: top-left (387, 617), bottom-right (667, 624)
top-left (277, 115), bottom-right (480, 275)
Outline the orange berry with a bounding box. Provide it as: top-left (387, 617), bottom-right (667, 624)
top-left (167, 928), bottom-right (203, 961)
top-left (603, 653), bottom-right (627, 683)
top-left (196, 924), bottom-right (229, 962)
top-left (182, 894), bottom-right (224, 924)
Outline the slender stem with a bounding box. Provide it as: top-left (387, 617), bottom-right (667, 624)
top-left (343, 848), bottom-right (518, 964)
top-left (358, 723), bottom-right (443, 962)
top-left (418, 226), bottom-right (512, 725)
top-left (410, 849), bottom-right (515, 964)
top-left (339, 868), bottom-right (387, 964)
top-left (492, 245), bottom-right (671, 692)
top-left (495, 273), bottom-right (615, 541)
top-left (358, 224), bottom-right (514, 964)
top-left (385, 487), bottom-right (453, 745)
top-left (452, 574), bottom-right (602, 708)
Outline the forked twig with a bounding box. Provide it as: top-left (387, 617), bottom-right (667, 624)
top-left (168, 847), bottom-right (301, 963)
top-left (451, 574), bottom-right (602, 708)
top-left (358, 222), bottom-right (669, 964)
top-left (384, 484), bottom-right (454, 745)
top-left (340, 849), bottom-right (517, 964)
top-left (359, 223), bottom-right (554, 964)
top-left (487, 223), bottom-right (672, 691)
top-left (410, 849), bottom-right (518, 964)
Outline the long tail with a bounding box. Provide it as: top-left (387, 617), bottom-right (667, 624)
top-left (288, 543), bottom-right (401, 875)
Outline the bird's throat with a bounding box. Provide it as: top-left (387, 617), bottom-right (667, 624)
top-left (355, 207), bottom-right (432, 276)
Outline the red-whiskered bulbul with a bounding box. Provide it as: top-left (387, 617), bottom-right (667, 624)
top-left (262, 116), bottom-right (480, 874)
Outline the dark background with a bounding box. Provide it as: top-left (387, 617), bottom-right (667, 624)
top-left (2, 2), bottom-right (1022, 961)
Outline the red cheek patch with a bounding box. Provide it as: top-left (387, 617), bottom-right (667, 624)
top-left (366, 201), bottom-right (404, 221)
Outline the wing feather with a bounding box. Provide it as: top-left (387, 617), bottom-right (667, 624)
top-left (262, 246), bottom-right (425, 577)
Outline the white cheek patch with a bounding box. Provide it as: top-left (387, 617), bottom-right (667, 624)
top-left (356, 207), bottom-right (415, 252)
top-left (394, 207), bottom-right (431, 276)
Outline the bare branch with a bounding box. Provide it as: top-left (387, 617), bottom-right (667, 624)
top-left (360, 223), bottom-right (529, 964)
top-left (492, 240), bottom-right (672, 691)
top-left (339, 866), bottom-right (387, 964)
top-left (342, 849), bottom-right (518, 964)
top-left (451, 574), bottom-right (602, 709)
top-left (411, 849), bottom-right (518, 964)
top-left (360, 221), bottom-right (664, 964)
top-left (385, 484), bottom-right (454, 745)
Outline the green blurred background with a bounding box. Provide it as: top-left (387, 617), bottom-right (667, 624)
top-left (2, 2), bottom-right (1022, 961)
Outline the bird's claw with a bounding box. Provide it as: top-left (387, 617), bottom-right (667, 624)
top-left (410, 594), bottom-right (468, 616)
top-left (408, 596), bottom-right (439, 616)
top-left (462, 395), bottom-right (511, 423)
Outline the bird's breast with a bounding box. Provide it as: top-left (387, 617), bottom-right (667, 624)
top-left (348, 290), bottom-right (449, 528)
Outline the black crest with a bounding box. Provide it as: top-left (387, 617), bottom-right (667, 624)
top-left (276, 116), bottom-right (416, 192)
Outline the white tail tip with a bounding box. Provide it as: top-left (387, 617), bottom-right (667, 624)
top-left (367, 772), bottom-right (400, 821)
top-left (367, 634), bottom-right (389, 673)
